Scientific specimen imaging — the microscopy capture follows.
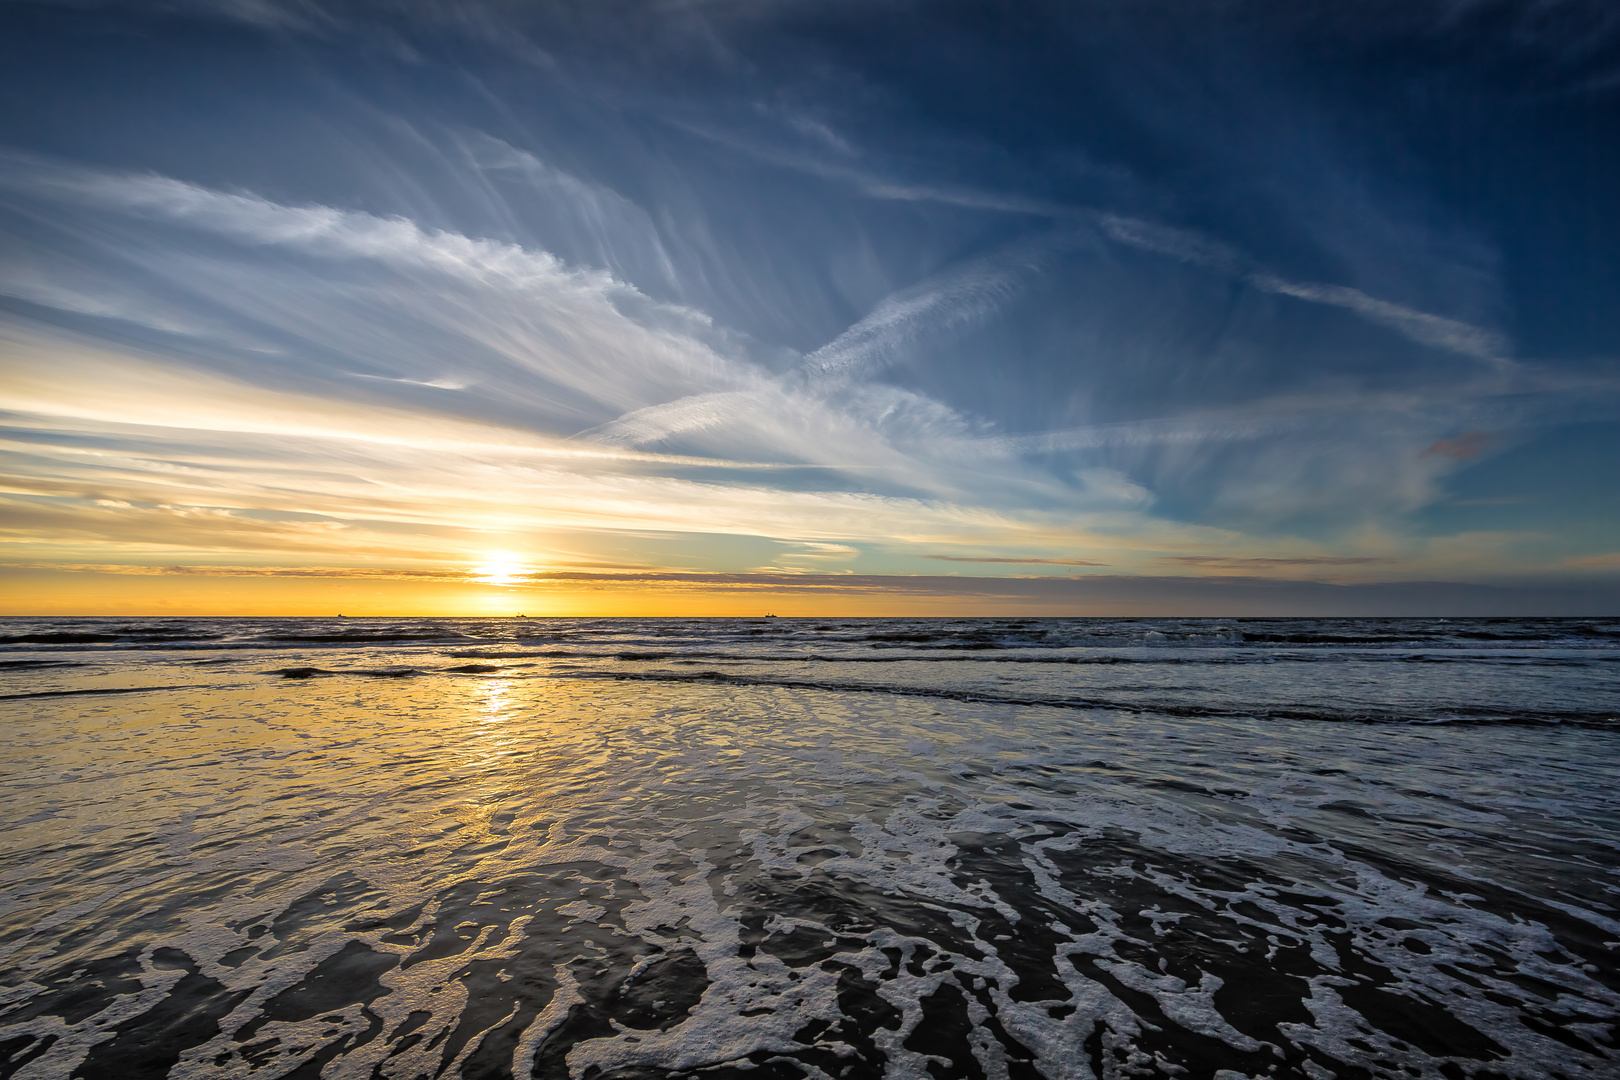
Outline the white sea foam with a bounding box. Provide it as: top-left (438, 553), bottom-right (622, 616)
top-left (0, 624), bottom-right (1617, 1079)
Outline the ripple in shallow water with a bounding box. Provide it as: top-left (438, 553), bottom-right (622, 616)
top-left (0, 674), bottom-right (1616, 1079)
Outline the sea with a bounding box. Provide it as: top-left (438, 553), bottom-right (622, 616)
top-left (1, 616), bottom-right (1617, 1080)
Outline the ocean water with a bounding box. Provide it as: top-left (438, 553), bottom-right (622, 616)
top-left (1, 616), bottom-right (1617, 1080)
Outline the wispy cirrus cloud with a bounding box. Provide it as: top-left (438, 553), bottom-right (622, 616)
top-left (664, 114), bottom-right (1517, 374)
top-left (802, 236), bottom-right (1061, 383)
top-left (0, 103), bottom-right (1608, 592)
top-left (574, 233), bottom-right (1061, 459)
top-left (0, 153), bottom-right (764, 430)
top-left (1098, 214), bottom-right (1513, 366)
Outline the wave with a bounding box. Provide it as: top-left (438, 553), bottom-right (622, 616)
top-left (263, 631), bottom-right (470, 644)
top-left (5, 617), bottom-right (1616, 727)
top-left (0, 684), bottom-right (193, 700)
top-left (268, 666), bottom-right (424, 679)
top-left (7, 617), bottom-right (1620, 656)
top-left (562, 668), bottom-right (1620, 728)
top-left (445, 648), bottom-right (1612, 669)
top-left (265, 663), bottom-right (527, 678)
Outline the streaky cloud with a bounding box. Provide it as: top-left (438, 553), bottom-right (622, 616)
top-left (1099, 213), bottom-right (1513, 365)
top-left (802, 234), bottom-right (1065, 382)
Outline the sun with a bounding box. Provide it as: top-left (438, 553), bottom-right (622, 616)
top-left (473, 553), bottom-right (527, 587)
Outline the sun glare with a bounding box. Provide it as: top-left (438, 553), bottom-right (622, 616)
top-left (473, 553), bottom-right (526, 587)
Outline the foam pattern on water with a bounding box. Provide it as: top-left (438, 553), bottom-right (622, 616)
top-left (1, 663), bottom-right (1617, 1079)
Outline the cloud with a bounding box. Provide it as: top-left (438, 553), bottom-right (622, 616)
top-left (7, 154), bottom-right (1038, 491)
top-left (576, 390), bottom-right (774, 448)
top-left (1160, 556), bottom-right (1393, 572)
top-left (0, 561), bottom-right (464, 579)
top-left (0, 126), bottom-right (1605, 591)
top-left (704, 106), bottom-right (1509, 385)
top-left (1563, 553), bottom-right (1620, 570)
top-left (0, 153), bottom-right (765, 430)
top-left (951, 415), bottom-right (1293, 457)
top-left (781, 542), bottom-right (858, 560)
top-left (923, 556), bottom-right (1106, 567)
top-left (1249, 274), bottom-right (1511, 365)
top-left (577, 231), bottom-right (1066, 462)
top-left (65, 169), bottom-right (596, 288)
top-left (1100, 213), bottom-right (1512, 366)
top-left (670, 138), bottom-right (1515, 374)
top-left (4, 158), bottom-right (1521, 535)
top-left (803, 237), bottom-right (1057, 382)
top-left (5, 328), bottom-right (1168, 565)
top-left (1098, 214), bottom-right (1250, 277)
top-left (458, 131), bottom-right (682, 293)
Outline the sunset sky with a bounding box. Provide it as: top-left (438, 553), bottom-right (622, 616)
top-left (2, 0), bottom-right (1618, 615)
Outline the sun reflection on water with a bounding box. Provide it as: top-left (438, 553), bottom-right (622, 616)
top-left (478, 676), bottom-right (513, 724)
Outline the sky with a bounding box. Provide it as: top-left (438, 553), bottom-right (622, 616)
top-left (1, 0), bottom-right (1618, 616)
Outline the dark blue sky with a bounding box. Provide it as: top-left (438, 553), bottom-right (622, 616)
top-left (2, 0), bottom-right (1618, 611)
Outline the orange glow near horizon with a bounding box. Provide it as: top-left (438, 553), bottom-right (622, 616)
top-left (0, 566), bottom-right (1057, 618)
